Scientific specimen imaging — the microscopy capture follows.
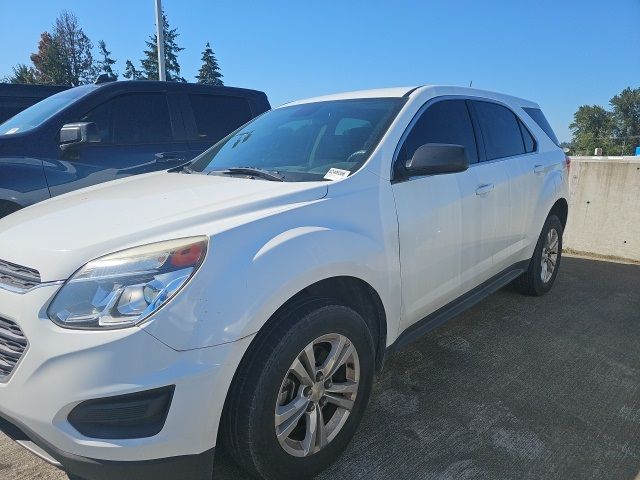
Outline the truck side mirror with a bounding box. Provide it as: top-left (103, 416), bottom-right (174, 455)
top-left (405, 143), bottom-right (469, 176)
top-left (59, 122), bottom-right (101, 152)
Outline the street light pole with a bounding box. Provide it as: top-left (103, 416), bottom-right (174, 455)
top-left (155, 0), bottom-right (166, 81)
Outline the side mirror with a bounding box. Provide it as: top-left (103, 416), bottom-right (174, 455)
top-left (405, 143), bottom-right (469, 176)
top-left (59, 122), bottom-right (101, 151)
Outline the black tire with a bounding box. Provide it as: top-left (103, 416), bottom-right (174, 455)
top-left (514, 214), bottom-right (563, 296)
top-left (221, 297), bottom-right (375, 480)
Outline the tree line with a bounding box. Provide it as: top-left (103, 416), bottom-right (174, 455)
top-left (569, 87), bottom-right (640, 156)
top-left (3, 10), bottom-right (224, 86)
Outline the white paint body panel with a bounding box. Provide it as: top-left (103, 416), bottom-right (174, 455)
top-left (0, 85), bottom-right (567, 463)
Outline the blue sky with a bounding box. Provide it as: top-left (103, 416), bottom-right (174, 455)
top-left (1, 0), bottom-right (639, 141)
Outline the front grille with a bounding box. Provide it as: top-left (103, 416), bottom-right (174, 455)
top-left (0, 317), bottom-right (28, 381)
top-left (0, 259), bottom-right (41, 292)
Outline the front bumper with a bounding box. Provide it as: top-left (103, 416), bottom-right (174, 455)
top-left (0, 285), bottom-right (252, 479)
top-left (0, 412), bottom-right (215, 480)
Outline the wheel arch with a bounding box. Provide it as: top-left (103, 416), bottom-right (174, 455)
top-left (241, 275), bottom-right (389, 375)
top-left (284, 276), bottom-right (388, 373)
top-left (549, 197), bottom-right (568, 230)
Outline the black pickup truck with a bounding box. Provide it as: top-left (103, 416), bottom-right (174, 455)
top-left (0, 80), bottom-right (270, 218)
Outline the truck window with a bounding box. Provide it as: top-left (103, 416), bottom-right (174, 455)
top-left (188, 94), bottom-right (253, 142)
top-left (81, 93), bottom-right (173, 145)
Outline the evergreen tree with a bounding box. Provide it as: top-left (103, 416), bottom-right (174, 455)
top-left (140, 12), bottom-right (185, 81)
top-left (196, 42), bottom-right (224, 86)
top-left (97, 40), bottom-right (117, 78)
top-left (122, 60), bottom-right (142, 80)
top-left (7, 64), bottom-right (39, 84)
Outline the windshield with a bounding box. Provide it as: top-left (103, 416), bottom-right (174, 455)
top-left (190, 98), bottom-right (405, 182)
top-left (0, 85), bottom-right (96, 135)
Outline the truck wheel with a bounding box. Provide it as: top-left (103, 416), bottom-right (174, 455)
top-left (221, 297), bottom-right (375, 479)
top-left (514, 214), bottom-right (563, 296)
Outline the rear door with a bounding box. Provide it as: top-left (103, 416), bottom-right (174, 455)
top-left (183, 93), bottom-right (255, 158)
top-left (469, 100), bottom-right (533, 273)
top-left (46, 92), bottom-right (188, 196)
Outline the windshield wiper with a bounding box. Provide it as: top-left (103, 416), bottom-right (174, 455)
top-left (168, 160), bottom-right (195, 174)
top-left (220, 167), bottom-right (285, 182)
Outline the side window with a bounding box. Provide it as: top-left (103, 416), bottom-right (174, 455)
top-left (81, 93), bottom-right (173, 145)
top-left (472, 101), bottom-right (525, 160)
top-left (519, 120), bottom-right (536, 153)
top-left (400, 100), bottom-right (478, 165)
top-left (188, 94), bottom-right (252, 142)
top-left (81, 99), bottom-right (112, 142)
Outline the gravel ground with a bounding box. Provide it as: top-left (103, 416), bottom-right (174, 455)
top-left (2, 256), bottom-right (639, 480)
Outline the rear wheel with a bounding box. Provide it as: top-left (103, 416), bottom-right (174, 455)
top-left (514, 214), bottom-right (563, 296)
top-left (221, 297), bottom-right (375, 479)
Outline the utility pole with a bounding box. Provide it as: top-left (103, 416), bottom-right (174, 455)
top-left (155, 0), bottom-right (166, 81)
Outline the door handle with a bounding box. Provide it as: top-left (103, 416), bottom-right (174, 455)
top-left (534, 164), bottom-right (545, 174)
top-left (475, 184), bottom-right (494, 196)
top-left (155, 152), bottom-right (186, 163)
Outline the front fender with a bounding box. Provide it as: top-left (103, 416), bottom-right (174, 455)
top-left (0, 157), bottom-right (50, 210)
top-left (141, 182), bottom-right (401, 351)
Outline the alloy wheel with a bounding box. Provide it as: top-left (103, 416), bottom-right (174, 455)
top-left (274, 333), bottom-right (360, 457)
top-left (541, 227), bottom-right (559, 283)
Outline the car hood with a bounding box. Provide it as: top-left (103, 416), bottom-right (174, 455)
top-left (0, 172), bottom-right (328, 281)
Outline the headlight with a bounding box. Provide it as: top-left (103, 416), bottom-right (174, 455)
top-left (48, 237), bottom-right (208, 330)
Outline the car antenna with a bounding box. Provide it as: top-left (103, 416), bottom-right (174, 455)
top-left (469, 80), bottom-right (473, 87)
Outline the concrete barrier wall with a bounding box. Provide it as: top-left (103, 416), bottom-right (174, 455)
top-left (564, 156), bottom-right (640, 261)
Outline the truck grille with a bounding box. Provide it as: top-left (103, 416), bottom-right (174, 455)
top-left (0, 259), bottom-right (41, 293)
top-left (0, 317), bottom-right (28, 381)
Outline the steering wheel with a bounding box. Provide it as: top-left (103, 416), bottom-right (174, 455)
top-left (345, 150), bottom-right (367, 163)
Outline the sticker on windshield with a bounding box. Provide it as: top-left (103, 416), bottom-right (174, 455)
top-left (324, 168), bottom-right (351, 181)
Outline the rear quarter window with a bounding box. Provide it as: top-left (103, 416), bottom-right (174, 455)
top-left (523, 107), bottom-right (560, 146)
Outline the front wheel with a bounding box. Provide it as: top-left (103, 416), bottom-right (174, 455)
top-left (221, 298), bottom-right (375, 479)
top-left (514, 214), bottom-right (563, 296)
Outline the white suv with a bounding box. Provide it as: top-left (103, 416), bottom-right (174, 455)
top-left (0, 86), bottom-right (568, 480)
